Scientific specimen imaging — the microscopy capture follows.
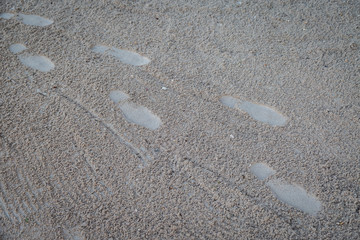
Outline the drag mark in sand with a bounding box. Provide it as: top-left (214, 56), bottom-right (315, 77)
top-left (178, 159), bottom-right (299, 232)
top-left (109, 90), bottom-right (162, 130)
top-left (266, 180), bottom-right (322, 216)
top-left (220, 96), bottom-right (287, 126)
top-left (59, 92), bottom-right (151, 166)
top-left (17, 13), bottom-right (53, 26)
top-left (92, 45), bottom-right (151, 66)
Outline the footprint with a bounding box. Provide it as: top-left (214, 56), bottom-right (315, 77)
top-left (1, 12), bottom-right (53, 26)
top-left (109, 90), bottom-right (130, 104)
top-left (9, 43), bottom-right (55, 72)
top-left (0, 13), bottom-right (14, 20)
top-left (119, 102), bottom-right (162, 130)
top-left (18, 55), bottom-right (55, 72)
top-left (220, 96), bottom-right (287, 126)
top-left (250, 163), bottom-right (276, 180)
top-left (110, 90), bottom-right (162, 130)
top-left (92, 45), bottom-right (150, 66)
top-left (266, 179), bottom-right (322, 216)
top-left (250, 162), bottom-right (322, 216)
top-left (17, 13), bottom-right (53, 27)
top-left (9, 44), bottom-right (27, 54)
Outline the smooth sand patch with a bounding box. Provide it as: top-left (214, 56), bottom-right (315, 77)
top-left (266, 180), bottom-right (322, 216)
top-left (18, 55), bottom-right (55, 72)
top-left (17, 13), bottom-right (53, 26)
top-left (92, 45), bottom-right (150, 66)
top-left (220, 96), bottom-right (287, 126)
top-left (118, 102), bottom-right (162, 130)
top-left (109, 90), bottom-right (130, 104)
top-left (9, 44), bottom-right (27, 54)
top-left (250, 163), bottom-right (276, 180)
top-left (0, 12), bottom-right (14, 19)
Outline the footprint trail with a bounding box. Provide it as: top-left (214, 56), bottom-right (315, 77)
top-left (250, 162), bottom-right (322, 216)
top-left (93, 45), bottom-right (150, 66)
top-left (220, 96), bottom-right (287, 126)
top-left (110, 90), bottom-right (162, 130)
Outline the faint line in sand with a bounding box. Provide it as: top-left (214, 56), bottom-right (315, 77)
top-left (58, 92), bottom-right (151, 166)
top-left (179, 157), bottom-right (298, 230)
top-left (0, 195), bottom-right (14, 223)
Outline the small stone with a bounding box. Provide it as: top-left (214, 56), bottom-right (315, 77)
top-left (350, 43), bottom-right (358, 50)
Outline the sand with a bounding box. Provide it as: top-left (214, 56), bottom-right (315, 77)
top-left (1, 0), bottom-right (359, 239)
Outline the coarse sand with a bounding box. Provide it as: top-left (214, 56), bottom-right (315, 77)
top-left (1, 0), bottom-right (359, 239)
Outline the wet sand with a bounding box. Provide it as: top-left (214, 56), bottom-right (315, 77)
top-left (1, 0), bottom-right (359, 239)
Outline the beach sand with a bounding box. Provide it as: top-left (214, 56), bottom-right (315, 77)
top-left (1, 0), bottom-right (359, 239)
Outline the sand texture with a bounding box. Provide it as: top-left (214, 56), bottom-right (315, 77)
top-left (1, 0), bottom-right (359, 239)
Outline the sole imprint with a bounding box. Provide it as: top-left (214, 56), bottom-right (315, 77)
top-left (109, 90), bottom-right (130, 104)
top-left (220, 96), bottom-right (287, 126)
top-left (9, 44), bottom-right (27, 54)
top-left (17, 13), bottom-right (53, 27)
top-left (18, 55), bottom-right (55, 72)
top-left (250, 162), bottom-right (322, 216)
top-left (110, 90), bottom-right (162, 130)
top-left (250, 163), bottom-right (276, 180)
top-left (0, 13), bottom-right (14, 20)
top-left (9, 43), bottom-right (55, 72)
top-left (266, 179), bottom-right (322, 216)
top-left (92, 45), bottom-right (150, 66)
